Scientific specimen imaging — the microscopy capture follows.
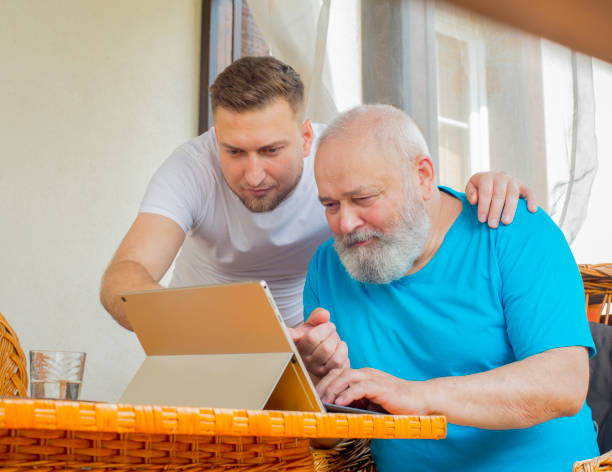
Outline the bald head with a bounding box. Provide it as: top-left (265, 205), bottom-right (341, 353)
top-left (317, 104), bottom-right (430, 173)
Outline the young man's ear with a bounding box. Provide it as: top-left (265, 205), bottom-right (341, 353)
top-left (414, 155), bottom-right (436, 200)
top-left (302, 120), bottom-right (314, 157)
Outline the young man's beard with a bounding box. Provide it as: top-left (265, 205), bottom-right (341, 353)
top-left (230, 159), bottom-right (304, 213)
top-left (239, 189), bottom-right (284, 213)
top-left (334, 188), bottom-right (430, 284)
top-left (237, 166), bottom-right (304, 213)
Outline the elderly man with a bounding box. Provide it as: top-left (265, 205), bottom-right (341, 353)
top-left (302, 104), bottom-right (598, 471)
top-left (100, 56), bottom-right (535, 333)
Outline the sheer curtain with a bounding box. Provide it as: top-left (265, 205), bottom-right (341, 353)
top-left (547, 51), bottom-right (598, 243)
top-left (433, 3), bottom-right (599, 243)
top-left (246, 0), bottom-right (601, 245)
top-left (246, 0), bottom-right (337, 123)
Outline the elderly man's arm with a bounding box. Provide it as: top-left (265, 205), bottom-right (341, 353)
top-left (100, 213), bottom-right (186, 330)
top-left (317, 346), bottom-right (589, 430)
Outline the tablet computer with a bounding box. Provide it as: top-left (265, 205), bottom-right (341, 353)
top-left (119, 280), bottom-right (325, 412)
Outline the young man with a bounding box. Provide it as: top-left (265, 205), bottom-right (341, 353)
top-left (100, 56), bottom-right (536, 334)
top-left (303, 104), bottom-right (597, 471)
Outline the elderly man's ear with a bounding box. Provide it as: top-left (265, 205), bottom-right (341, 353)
top-left (414, 155), bottom-right (436, 200)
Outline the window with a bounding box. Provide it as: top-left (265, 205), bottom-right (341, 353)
top-left (432, 4), bottom-right (548, 207)
top-left (436, 13), bottom-right (489, 190)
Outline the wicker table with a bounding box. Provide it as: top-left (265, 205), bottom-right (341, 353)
top-left (0, 398), bottom-right (446, 472)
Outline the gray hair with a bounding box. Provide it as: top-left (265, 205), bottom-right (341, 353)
top-left (318, 104), bottom-right (430, 171)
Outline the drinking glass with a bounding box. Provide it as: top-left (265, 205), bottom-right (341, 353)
top-left (29, 350), bottom-right (86, 400)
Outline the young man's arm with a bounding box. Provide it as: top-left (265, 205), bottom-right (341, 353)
top-left (100, 213), bottom-right (186, 330)
top-left (465, 171), bottom-right (538, 227)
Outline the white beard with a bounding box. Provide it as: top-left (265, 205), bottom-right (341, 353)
top-left (333, 191), bottom-right (430, 284)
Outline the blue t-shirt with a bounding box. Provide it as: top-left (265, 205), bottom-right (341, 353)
top-left (303, 188), bottom-right (598, 472)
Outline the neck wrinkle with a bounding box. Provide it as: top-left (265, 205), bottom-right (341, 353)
top-left (406, 190), bottom-right (461, 275)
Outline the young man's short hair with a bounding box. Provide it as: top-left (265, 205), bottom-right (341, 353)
top-left (210, 56), bottom-right (305, 116)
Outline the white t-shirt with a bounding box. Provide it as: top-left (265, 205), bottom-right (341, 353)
top-left (140, 124), bottom-right (331, 327)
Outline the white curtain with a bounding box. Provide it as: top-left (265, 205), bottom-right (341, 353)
top-left (246, 0), bottom-right (600, 244)
top-left (246, 0), bottom-right (337, 123)
top-left (548, 52), bottom-right (598, 243)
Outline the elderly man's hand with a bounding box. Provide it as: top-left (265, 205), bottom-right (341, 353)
top-left (465, 172), bottom-right (538, 228)
top-left (316, 367), bottom-right (424, 415)
top-left (288, 308), bottom-right (350, 380)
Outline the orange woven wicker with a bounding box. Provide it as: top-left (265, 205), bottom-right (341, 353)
top-left (0, 398), bottom-right (446, 472)
top-left (313, 438), bottom-right (376, 472)
top-left (573, 448), bottom-right (612, 472)
top-left (579, 264), bottom-right (612, 325)
top-left (0, 312), bottom-right (28, 397)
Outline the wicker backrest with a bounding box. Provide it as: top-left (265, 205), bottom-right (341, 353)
top-left (573, 449), bottom-right (612, 472)
top-left (0, 312), bottom-right (28, 396)
top-left (579, 264), bottom-right (612, 325)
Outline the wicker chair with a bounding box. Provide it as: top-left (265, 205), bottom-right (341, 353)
top-left (313, 438), bottom-right (376, 472)
top-left (573, 264), bottom-right (612, 472)
top-left (581, 264), bottom-right (612, 325)
top-left (574, 449), bottom-right (612, 472)
top-left (0, 311), bottom-right (28, 396)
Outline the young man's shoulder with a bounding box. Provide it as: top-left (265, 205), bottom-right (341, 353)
top-left (155, 130), bottom-right (220, 182)
top-left (173, 129), bottom-right (219, 163)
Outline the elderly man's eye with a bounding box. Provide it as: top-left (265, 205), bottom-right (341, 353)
top-left (355, 196), bottom-right (375, 204)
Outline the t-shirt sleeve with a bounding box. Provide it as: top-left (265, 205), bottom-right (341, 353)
top-left (496, 204), bottom-right (595, 359)
top-left (139, 145), bottom-right (214, 233)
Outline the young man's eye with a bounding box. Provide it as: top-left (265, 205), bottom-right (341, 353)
top-left (226, 149), bottom-right (242, 156)
top-left (263, 147), bottom-right (281, 155)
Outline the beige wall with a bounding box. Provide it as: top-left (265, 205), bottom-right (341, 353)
top-left (0, 0), bottom-right (201, 401)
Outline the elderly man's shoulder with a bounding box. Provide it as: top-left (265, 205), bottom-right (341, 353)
top-left (444, 187), bottom-right (556, 237)
top-left (498, 198), bottom-right (561, 236)
top-left (491, 198), bottom-right (576, 270)
top-left (444, 186), bottom-right (569, 254)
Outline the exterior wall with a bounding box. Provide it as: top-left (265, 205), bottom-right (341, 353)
top-left (0, 0), bottom-right (201, 401)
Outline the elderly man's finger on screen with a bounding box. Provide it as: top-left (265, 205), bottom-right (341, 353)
top-left (288, 308), bottom-right (349, 378)
top-left (316, 367), bottom-right (412, 415)
top-left (464, 171), bottom-right (538, 228)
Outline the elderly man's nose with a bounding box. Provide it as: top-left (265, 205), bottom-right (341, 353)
top-left (245, 156), bottom-right (265, 186)
top-left (339, 206), bottom-right (362, 234)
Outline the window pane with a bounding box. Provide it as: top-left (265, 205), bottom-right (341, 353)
top-left (437, 33), bottom-right (470, 124)
top-left (438, 122), bottom-right (469, 189)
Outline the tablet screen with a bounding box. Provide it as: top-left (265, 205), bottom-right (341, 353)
top-left (323, 402), bottom-right (384, 415)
